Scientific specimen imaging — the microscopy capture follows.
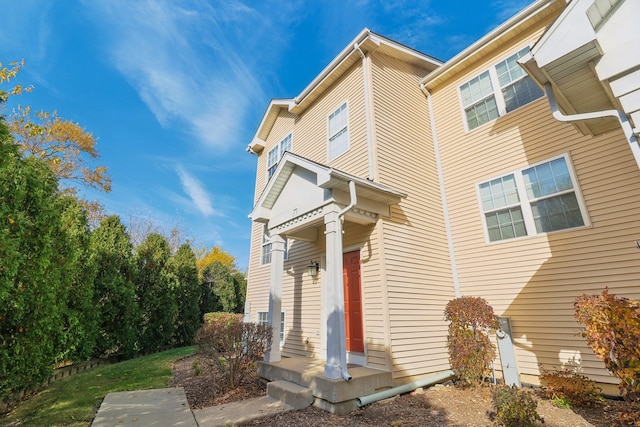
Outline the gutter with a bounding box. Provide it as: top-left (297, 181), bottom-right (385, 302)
top-left (334, 180), bottom-right (358, 382)
top-left (294, 29), bottom-right (372, 106)
top-left (419, 84), bottom-right (461, 298)
top-left (543, 83), bottom-right (640, 170)
top-left (354, 42), bottom-right (376, 181)
top-left (421, 0), bottom-right (558, 90)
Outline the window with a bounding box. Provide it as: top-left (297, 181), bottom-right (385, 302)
top-left (257, 311), bottom-right (285, 345)
top-left (267, 133), bottom-right (292, 178)
top-left (328, 102), bottom-right (348, 160)
top-left (460, 47), bottom-right (543, 131)
top-left (478, 155), bottom-right (586, 242)
top-left (260, 226), bottom-right (288, 265)
top-left (261, 226), bottom-right (272, 265)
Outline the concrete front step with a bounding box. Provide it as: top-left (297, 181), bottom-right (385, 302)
top-left (266, 380), bottom-right (314, 410)
top-left (258, 357), bottom-right (394, 414)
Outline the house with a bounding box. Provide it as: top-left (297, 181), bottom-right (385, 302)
top-left (244, 0), bottom-right (640, 413)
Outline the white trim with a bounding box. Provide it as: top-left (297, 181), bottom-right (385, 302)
top-left (327, 101), bottom-right (350, 162)
top-left (423, 87), bottom-right (462, 297)
top-left (476, 153), bottom-right (590, 244)
top-left (459, 46), bottom-right (544, 132)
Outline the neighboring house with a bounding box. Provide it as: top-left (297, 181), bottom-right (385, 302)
top-left (244, 0), bottom-right (640, 409)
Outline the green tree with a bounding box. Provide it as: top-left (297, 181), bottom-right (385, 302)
top-left (91, 215), bottom-right (138, 358)
top-left (54, 196), bottom-right (97, 362)
top-left (0, 128), bottom-right (66, 400)
top-left (135, 233), bottom-right (177, 353)
top-left (169, 243), bottom-right (201, 346)
top-left (200, 262), bottom-right (246, 315)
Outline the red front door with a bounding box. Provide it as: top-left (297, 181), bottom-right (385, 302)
top-left (343, 250), bottom-right (364, 353)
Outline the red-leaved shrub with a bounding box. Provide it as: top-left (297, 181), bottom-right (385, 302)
top-left (444, 296), bottom-right (499, 387)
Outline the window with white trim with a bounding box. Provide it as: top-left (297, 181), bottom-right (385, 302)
top-left (478, 154), bottom-right (586, 242)
top-left (328, 102), bottom-right (348, 160)
top-left (460, 47), bottom-right (543, 131)
top-left (257, 311), bottom-right (285, 345)
top-left (267, 133), bottom-right (292, 178)
top-left (261, 226), bottom-right (272, 265)
top-left (260, 226), bottom-right (289, 265)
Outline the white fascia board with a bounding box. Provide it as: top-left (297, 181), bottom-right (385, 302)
top-left (293, 28), bottom-right (372, 106)
top-left (530, 0), bottom-right (596, 68)
top-left (247, 99), bottom-right (295, 154)
top-left (421, 0), bottom-right (560, 89)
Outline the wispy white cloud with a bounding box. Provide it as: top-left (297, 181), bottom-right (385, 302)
top-left (176, 165), bottom-right (216, 217)
top-left (83, 0), bottom-right (271, 149)
top-left (491, 0), bottom-right (532, 22)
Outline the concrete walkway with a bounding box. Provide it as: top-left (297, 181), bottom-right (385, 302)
top-left (92, 387), bottom-right (294, 427)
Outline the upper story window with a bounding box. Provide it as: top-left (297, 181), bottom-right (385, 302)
top-left (478, 154), bottom-right (587, 242)
top-left (267, 133), bottom-right (292, 178)
top-left (460, 47), bottom-right (543, 131)
top-left (328, 102), bottom-right (349, 161)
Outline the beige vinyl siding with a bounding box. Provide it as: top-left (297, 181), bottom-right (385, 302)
top-left (282, 61), bottom-right (370, 177)
top-left (431, 21), bottom-right (640, 385)
top-left (369, 51), bottom-right (455, 380)
top-left (246, 60), bottom-right (380, 361)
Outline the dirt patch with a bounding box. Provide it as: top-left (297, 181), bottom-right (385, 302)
top-left (170, 355), bottom-right (636, 426)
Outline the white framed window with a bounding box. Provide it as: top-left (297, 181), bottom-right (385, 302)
top-left (257, 311), bottom-right (285, 345)
top-left (260, 226), bottom-right (288, 265)
top-left (460, 47), bottom-right (543, 131)
top-left (267, 133), bottom-right (292, 179)
top-left (328, 102), bottom-right (349, 161)
top-left (261, 225), bottom-right (272, 265)
top-left (478, 154), bottom-right (587, 242)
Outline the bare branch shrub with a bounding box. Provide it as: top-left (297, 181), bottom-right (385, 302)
top-left (194, 313), bottom-right (272, 389)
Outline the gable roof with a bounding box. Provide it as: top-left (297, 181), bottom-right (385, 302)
top-left (250, 152), bottom-right (407, 223)
top-left (420, 0), bottom-right (566, 91)
top-left (247, 29), bottom-right (442, 154)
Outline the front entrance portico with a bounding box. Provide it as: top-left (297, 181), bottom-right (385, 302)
top-left (249, 152), bottom-right (406, 379)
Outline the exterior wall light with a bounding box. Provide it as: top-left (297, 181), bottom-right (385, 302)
top-left (307, 260), bottom-right (319, 277)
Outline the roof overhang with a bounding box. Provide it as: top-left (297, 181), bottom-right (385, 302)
top-left (420, 0), bottom-right (565, 91)
top-left (249, 152), bottom-right (407, 238)
top-left (247, 29), bottom-right (442, 155)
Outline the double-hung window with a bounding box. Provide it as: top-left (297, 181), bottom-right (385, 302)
top-left (258, 311), bottom-right (285, 345)
top-left (261, 226), bottom-right (272, 265)
top-left (267, 133), bottom-right (292, 178)
top-left (479, 154), bottom-right (587, 242)
top-left (460, 47), bottom-right (543, 131)
top-left (260, 225), bottom-right (289, 265)
top-left (328, 102), bottom-right (349, 161)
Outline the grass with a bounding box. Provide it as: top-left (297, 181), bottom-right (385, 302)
top-left (0, 346), bottom-right (194, 427)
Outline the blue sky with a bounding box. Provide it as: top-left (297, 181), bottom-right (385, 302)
top-left (0, 0), bottom-right (529, 270)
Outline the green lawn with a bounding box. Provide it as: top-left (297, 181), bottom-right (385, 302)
top-left (0, 346), bottom-right (195, 427)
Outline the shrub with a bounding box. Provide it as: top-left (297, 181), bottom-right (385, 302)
top-left (194, 313), bottom-right (271, 389)
top-left (444, 296), bottom-right (499, 387)
top-left (575, 288), bottom-right (640, 402)
top-left (539, 366), bottom-right (603, 407)
top-left (492, 384), bottom-right (541, 427)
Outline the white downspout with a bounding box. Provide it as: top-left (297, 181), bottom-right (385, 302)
top-left (334, 180), bottom-right (357, 381)
top-left (544, 83), bottom-right (640, 170)
top-left (354, 43), bottom-right (376, 181)
top-left (420, 84), bottom-right (461, 298)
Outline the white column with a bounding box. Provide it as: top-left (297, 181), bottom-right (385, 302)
top-left (265, 233), bottom-right (285, 363)
top-left (324, 207), bottom-right (347, 379)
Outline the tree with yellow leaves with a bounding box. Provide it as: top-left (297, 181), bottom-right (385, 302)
top-left (196, 246), bottom-right (237, 272)
top-left (1, 60), bottom-right (111, 195)
top-left (9, 106), bottom-right (111, 193)
top-left (0, 60), bottom-right (32, 103)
